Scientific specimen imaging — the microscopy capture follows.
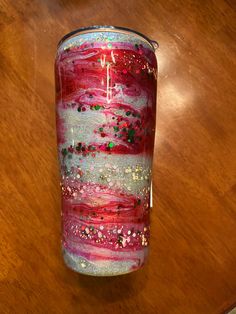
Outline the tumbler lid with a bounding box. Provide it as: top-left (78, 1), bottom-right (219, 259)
top-left (58, 25), bottom-right (159, 51)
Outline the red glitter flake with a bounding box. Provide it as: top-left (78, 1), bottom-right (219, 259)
top-left (68, 146), bottom-right (74, 153)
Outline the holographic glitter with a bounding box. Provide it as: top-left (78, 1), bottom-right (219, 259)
top-left (55, 27), bottom-right (157, 276)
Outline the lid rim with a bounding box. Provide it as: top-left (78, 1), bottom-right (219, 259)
top-left (57, 25), bottom-right (158, 51)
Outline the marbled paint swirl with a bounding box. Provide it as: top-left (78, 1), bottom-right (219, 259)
top-left (55, 30), bottom-right (157, 276)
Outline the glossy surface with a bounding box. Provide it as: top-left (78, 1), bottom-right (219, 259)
top-left (0, 0), bottom-right (236, 313)
top-left (56, 30), bottom-right (157, 275)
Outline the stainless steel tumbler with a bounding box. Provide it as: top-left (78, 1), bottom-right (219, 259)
top-left (55, 26), bottom-right (158, 276)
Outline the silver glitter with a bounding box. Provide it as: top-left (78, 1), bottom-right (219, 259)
top-left (63, 248), bottom-right (148, 276)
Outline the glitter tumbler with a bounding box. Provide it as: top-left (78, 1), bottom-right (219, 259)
top-left (55, 26), bottom-right (158, 276)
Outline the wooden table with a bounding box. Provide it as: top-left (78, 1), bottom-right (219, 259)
top-left (1, 1), bottom-right (236, 313)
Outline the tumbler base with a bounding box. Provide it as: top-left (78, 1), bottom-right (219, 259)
top-left (63, 248), bottom-right (147, 277)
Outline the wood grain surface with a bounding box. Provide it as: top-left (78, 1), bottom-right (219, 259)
top-left (0, 0), bottom-right (236, 313)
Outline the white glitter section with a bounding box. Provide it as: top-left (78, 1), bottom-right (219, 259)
top-left (61, 153), bottom-right (152, 195)
top-left (63, 247), bottom-right (148, 276)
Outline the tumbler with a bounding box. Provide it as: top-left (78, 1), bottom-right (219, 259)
top-left (55, 26), bottom-right (158, 276)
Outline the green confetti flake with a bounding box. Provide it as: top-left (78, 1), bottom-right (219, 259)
top-left (113, 126), bottom-right (119, 132)
top-left (61, 148), bottom-right (67, 156)
top-left (108, 142), bottom-right (115, 148)
top-left (128, 129), bottom-right (135, 143)
top-left (126, 111), bottom-right (131, 116)
top-left (99, 127), bottom-right (103, 132)
top-left (128, 129), bottom-right (135, 137)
